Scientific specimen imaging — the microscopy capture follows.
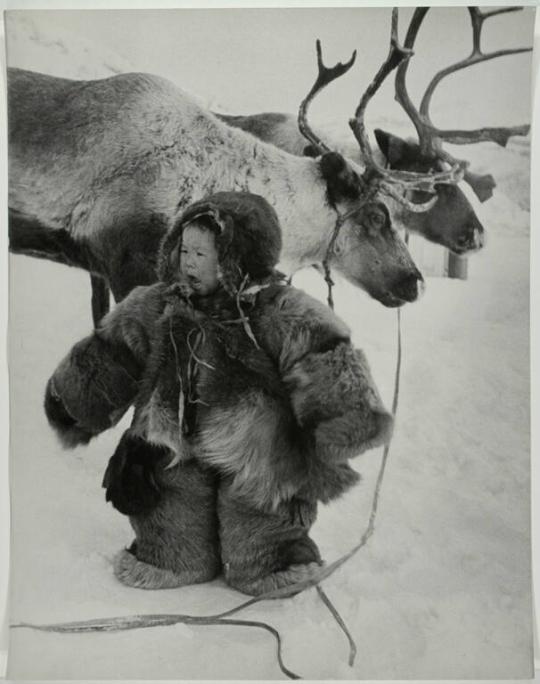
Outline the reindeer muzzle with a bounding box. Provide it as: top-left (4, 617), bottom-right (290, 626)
top-left (392, 268), bottom-right (424, 304)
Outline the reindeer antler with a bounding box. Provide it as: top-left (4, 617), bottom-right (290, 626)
top-left (395, 7), bottom-right (532, 201)
top-left (349, 8), bottom-right (465, 212)
top-left (420, 7), bottom-right (531, 142)
top-left (298, 40), bottom-right (357, 155)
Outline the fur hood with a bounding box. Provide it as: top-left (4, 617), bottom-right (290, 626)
top-left (157, 192), bottom-right (283, 295)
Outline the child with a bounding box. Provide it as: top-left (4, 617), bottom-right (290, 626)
top-left (45, 192), bottom-right (393, 595)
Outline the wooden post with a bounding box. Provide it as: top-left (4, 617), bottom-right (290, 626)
top-left (447, 251), bottom-right (468, 280)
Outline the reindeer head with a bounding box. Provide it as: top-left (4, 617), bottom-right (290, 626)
top-left (316, 151), bottom-right (423, 307)
top-left (374, 129), bottom-right (484, 255)
top-left (297, 12), bottom-right (465, 306)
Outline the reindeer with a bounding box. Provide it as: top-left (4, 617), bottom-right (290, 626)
top-left (218, 7), bottom-right (530, 256)
top-left (8, 9), bottom-right (465, 327)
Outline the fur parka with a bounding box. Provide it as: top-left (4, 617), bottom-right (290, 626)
top-left (44, 192), bottom-right (393, 594)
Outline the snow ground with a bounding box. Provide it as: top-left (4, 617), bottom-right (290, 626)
top-left (6, 139), bottom-right (533, 678)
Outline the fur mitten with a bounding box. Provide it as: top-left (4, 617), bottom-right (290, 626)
top-left (102, 430), bottom-right (168, 516)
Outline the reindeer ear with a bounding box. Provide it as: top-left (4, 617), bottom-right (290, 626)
top-left (374, 129), bottom-right (418, 167)
top-left (319, 151), bottom-right (361, 201)
top-left (303, 144), bottom-right (320, 158)
top-left (465, 170), bottom-right (496, 203)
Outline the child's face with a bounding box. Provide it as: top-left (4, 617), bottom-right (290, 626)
top-left (180, 224), bottom-right (220, 295)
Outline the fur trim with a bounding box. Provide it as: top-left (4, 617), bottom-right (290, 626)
top-left (114, 548), bottom-right (218, 589)
top-left (226, 561), bottom-right (324, 597)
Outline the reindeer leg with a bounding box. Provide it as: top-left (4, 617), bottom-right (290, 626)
top-left (90, 273), bottom-right (110, 326)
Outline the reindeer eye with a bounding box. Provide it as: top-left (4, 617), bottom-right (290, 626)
top-left (365, 208), bottom-right (386, 233)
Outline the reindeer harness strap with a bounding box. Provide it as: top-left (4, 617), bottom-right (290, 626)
top-left (322, 198), bottom-right (374, 310)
